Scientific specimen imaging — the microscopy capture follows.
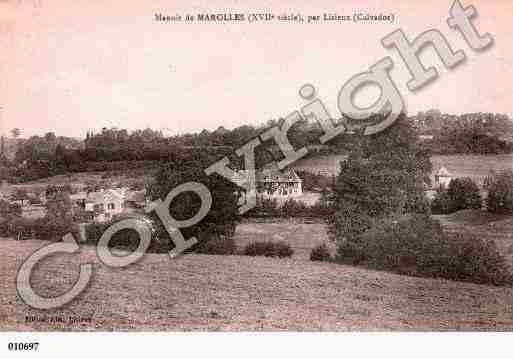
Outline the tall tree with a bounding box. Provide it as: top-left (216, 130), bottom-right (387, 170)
top-left (330, 113), bottom-right (432, 240)
top-left (148, 156), bottom-right (240, 248)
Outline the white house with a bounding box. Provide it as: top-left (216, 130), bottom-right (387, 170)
top-left (434, 165), bottom-right (453, 188)
top-left (72, 188), bottom-right (126, 222)
top-left (229, 164), bottom-right (304, 208)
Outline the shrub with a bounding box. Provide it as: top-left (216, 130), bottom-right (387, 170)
top-left (85, 221), bottom-right (112, 244)
top-left (308, 200), bottom-right (334, 217)
top-left (244, 196), bottom-right (333, 218)
top-left (0, 200), bottom-right (21, 219)
top-left (0, 215), bottom-right (78, 241)
top-left (0, 219), bottom-right (8, 237)
top-left (446, 177), bottom-right (481, 211)
top-left (2, 217), bottom-right (38, 239)
top-left (431, 177), bottom-right (482, 214)
top-left (243, 241), bottom-right (276, 257)
top-left (85, 216), bottom-right (162, 253)
top-left (441, 232), bottom-right (512, 286)
top-left (336, 214), bottom-right (513, 286)
top-left (431, 188), bottom-right (453, 214)
top-left (243, 240), bottom-right (293, 258)
top-left (105, 227), bottom-right (146, 252)
top-left (194, 236), bottom-right (236, 255)
top-left (407, 191), bottom-right (432, 215)
top-left (310, 243), bottom-right (332, 262)
top-left (245, 197), bottom-right (279, 217)
top-left (34, 216), bottom-right (78, 242)
top-left (280, 198), bottom-right (308, 218)
top-left (274, 241), bottom-right (294, 258)
top-left (486, 170), bottom-right (513, 214)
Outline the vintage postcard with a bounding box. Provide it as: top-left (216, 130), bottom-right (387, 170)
top-left (1, 0), bottom-right (513, 355)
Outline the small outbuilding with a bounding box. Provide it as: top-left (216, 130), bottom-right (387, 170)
top-left (434, 165), bottom-right (452, 188)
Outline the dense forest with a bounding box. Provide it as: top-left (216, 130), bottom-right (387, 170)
top-left (412, 110), bottom-right (513, 154)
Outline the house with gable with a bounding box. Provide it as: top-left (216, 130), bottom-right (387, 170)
top-left (230, 163), bottom-right (304, 208)
top-left (72, 188), bottom-right (126, 222)
top-left (256, 164), bottom-right (303, 197)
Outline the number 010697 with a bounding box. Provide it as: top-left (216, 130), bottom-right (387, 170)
top-left (8, 342), bottom-right (39, 351)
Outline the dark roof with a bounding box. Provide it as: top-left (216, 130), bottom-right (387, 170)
top-left (256, 164), bottom-right (301, 183)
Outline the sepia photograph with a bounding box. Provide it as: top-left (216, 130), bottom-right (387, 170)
top-left (1, 0), bottom-right (513, 356)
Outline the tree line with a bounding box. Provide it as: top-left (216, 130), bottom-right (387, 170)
top-left (2, 110), bottom-right (513, 183)
top-left (413, 110), bottom-right (513, 154)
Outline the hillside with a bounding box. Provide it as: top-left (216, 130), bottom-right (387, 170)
top-left (1, 136), bottom-right (83, 161)
top-left (2, 239), bottom-right (513, 331)
top-left (13, 169), bottom-right (155, 191)
top-left (434, 210), bottom-right (513, 265)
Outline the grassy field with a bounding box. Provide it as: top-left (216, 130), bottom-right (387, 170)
top-left (289, 153), bottom-right (513, 179)
top-left (290, 154), bottom-right (347, 176)
top-left (234, 219), bottom-right (335, 260)
top-left (3, 218), bottom-right (513, 331)
top-left (15, 169), bottom-right (155, 190)
top-left (4, 154), bottom-right (513, 330)
top-left (431, 154), bottom-right (513, 184)
top-left (12, 154), bottom-right (513, 193)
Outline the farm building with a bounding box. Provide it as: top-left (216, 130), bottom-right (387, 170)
top-left (434, 165), bottom-right (453, 188)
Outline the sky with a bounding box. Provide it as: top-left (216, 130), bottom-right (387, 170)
top-left (1, 0), bottom-right (512, 138)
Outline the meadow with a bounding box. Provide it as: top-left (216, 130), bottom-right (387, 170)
top-left (3, 233), bottom-right (513, 331)
top-left (430, 154), bottom-right (513, 183)
top-left (2, 207), bottom-right (513, 331)
top-left (3, 152), bottom-right (513, 331)
top-left (233, 219), bottom-right (335, 260)
top-left (290, 154), bottom-right (347, 176)
top-left (11, 153), bottom-right (513, 192)
top-left (290, 153), bottom-right (513, 177)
